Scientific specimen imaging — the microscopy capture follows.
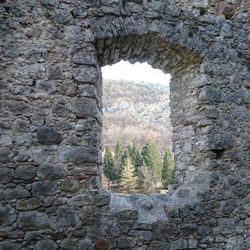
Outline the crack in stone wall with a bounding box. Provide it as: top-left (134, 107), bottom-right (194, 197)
top-left (0, 0), bottom-right (249, 249)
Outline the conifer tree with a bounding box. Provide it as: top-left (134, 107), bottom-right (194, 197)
top-left (119, 158), bottom-right (138, 194)
top-left (121, 148), bottom-right (130, 169)
top-left (127, 143), bottom-right (141, 174)
top-left (141, 143), bottom-right (163, 176)
top-left (115, 141), bottom-right (123, 179)
top-left (103, 146), bottom-right (116, 181)
top-left (138, 164), bottom-right (155, 194)
top-left (162, 148), bottom-right (175, 187)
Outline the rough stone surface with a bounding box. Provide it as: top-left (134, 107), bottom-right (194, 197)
top-left (37, 125), bottom-right (63, 145)
top-left (0, 0), bottom-right (249, 249)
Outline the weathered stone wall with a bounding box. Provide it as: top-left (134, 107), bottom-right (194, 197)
top-left (0, 0), bottom-right (249, 249)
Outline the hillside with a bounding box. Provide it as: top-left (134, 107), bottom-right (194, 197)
top-left (103, 79), bottom-right (172, 151)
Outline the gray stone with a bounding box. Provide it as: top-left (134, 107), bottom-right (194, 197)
top-left (220, 200), bottom-right (237, 214)
top-left (18, 211), bottom-right (49, 230)
top-left (77, 239), bottom-right (93, 250)
top-left (53, 9), bottom-right (72, 25)
top-left (116, 237), bottom-right (130, 249)
top-left (57, 207), bottom-right (80, 227)
top-left (15, 165), bottom-right (37, 180)
top-left (74, 97), bottom-right (102, 122)
top-left (37, 125), bottom-right (63, 145)
top-left (225, 236), bottom-right (244, 250)
top-left (170, 238), bottom-right (188, 249)
top-left (34, 239), bottom-right (58, 250)
top-left (150, 241), bottom-right (169, 250)
top-left (41, 0), bottom-right (58, 9)
top-left (16, 198), bottom-right (41, 210)
top-left (37, 164), bottom-right (66, 180)
top-left (47, 66), bottom-right (64, 79)
top-left (0, 147), bottom-right (12, 163)
top-left (0, 206), bottom-right (16, 226)
top-left (0, 167), bottom-right (14, 184)
top-left (61, 238), bottom-right (77, 250)
top-left (72, 51), bottom-right (96, 65)
top-left (58, 146), bottom-right (98, 163)
top-left (0, 242), bottom-right (20, 250)
top-left (61, 179), bottom-right (80, 192)
top-left (1, 186), bottom-right (31, 200)
top-left (188, 239), bottom-right (198, 249)
top-left (93, 192), bottom-right (111, 207)
top-left (79, 85), bottom-right (98, 98)
top-left (140, 231), bottom-right (153, 241)
top-left (11, 118), bottom-right (30, 132)
top-left (114, 210), bottom-right (138, 221)
top-left (32, 181), bottom-right (57, 196)
top-left (73, 66), bottom-right (98, 84)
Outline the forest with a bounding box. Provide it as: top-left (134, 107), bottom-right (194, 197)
top-left (102, 142), bottom-right (175, 194)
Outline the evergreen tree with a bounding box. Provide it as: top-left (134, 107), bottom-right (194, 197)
top-left (103, 146), bottom-right (116, 181)
top-left (121, 148), bottom-right (130, 169)
top-left (162, 148), bottom-right (175, 187)
top-left (141, 143), bottom-right (163, 176)
top-left (127, 143), bottom-right (141, 174)
top-left (119, 158), bottom-right (138, 194)
top-left (115, 141), bottom-right (123, 179)
top-left (138, 164), bottom-right (156, 194)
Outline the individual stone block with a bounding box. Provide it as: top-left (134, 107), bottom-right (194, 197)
top-left (73, 66), bottom-right (98, 84)
top-left (37, 164), bottom-right (66, 180)
top-left (73, 97), bottom-right (101, 122)
top-left (170, 238), bottom-right (187, 250)
top-left (114, 210), bottom-right (138, 221)
top-left (94, 239), bottom-right (109, 250)
top-left (77, 239), bottom-right (93, 250)
top-left (34, 239), bottom-right (58, 250)
top-left (11, 118), bottom-right (30, 133)
top-left (0, 242), bottom-right (20, 250)
top-left (0, 167), bottom-right (14, 184)
top-left (16, 198), bottom-right (41, 211)
top-left (61, 179), bottom-right (79, 192)
top-left (1, 186), bottom-right (31, 200)
top-left (18, 211), bottom-right (49, 230)
top-left (32, 181), bottom-right (57, 196)
top-left (0, 206), bottom-right (16, 226)
top-left (188, 239), bottom-right (198, 249)
top-left (58, 146), bottom-right (98, 163)
top-left (60, 238), bottom-right (77, 250)
top-left (0, 147), bottom-right (12, 163)
top-left (117, 237), bottom-right (137, 249)
top-left (72, 51), bottom-right (96, 65)
top-left (37, 125), bottom-right (63, 145)
top-left (57, 207), bottom-right (80, 227)
top-left (15, 165), bottom-right (37, 181)
top-left (47, 66), bottom-right (64, 80)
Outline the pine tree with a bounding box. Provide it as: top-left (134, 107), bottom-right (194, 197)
top-left (121, 148), bottom-right (130, 169)
top-left (103, 146), bottom-right (116, 181)
top-left (127, 143), bottom-right (141, 174)
top-left (162, 148), bottom-right (175, 188)
top-left (119, 158), bottom-right (138, 194)
top-left (115, 141), bottom-right (123, 179)
top-left (138, 164), bottom-right (156, 194)
top-left (141, 143), bottom-right (163, 176)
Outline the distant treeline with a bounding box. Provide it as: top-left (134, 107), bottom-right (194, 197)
top-left (102, 142), bottom-right (175, 194)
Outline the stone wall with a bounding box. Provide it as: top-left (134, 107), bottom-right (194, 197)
top-left (0, 0), bottom-right (249, 249)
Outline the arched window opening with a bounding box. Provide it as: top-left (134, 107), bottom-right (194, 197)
top-left (101, 61), bottom-right (175, 194)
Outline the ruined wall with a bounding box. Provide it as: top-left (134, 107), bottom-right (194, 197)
top-left (0, 0), bottom-right (249, 249)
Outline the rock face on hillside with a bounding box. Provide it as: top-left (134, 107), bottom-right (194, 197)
top-left (0, 0), bottom-right (249, 249)
top-left (103, 79), bottom-right (172, 150)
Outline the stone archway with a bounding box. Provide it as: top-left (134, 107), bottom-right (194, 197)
top-left (0, 0), bottom-right (249, 249)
